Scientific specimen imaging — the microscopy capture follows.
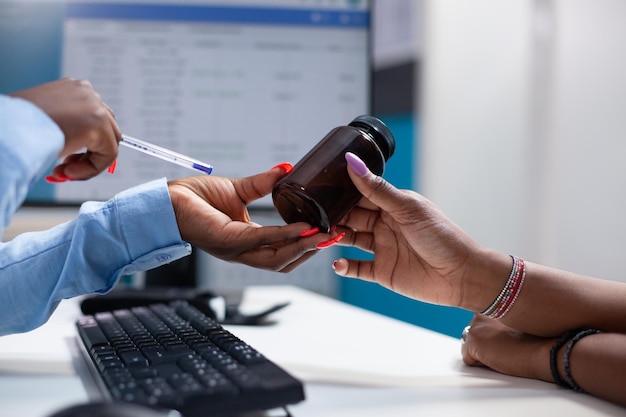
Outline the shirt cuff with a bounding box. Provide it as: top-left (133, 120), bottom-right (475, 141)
top-left (115, 177), bottom-right (192, 273)
top-left (79, 178), bottom-right (192, 293)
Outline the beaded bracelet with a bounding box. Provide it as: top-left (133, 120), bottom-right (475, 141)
top-left (480, 255), bottom-right (526, 320)
top-left (549, 330), bottom-right (578, 388)
top-left (563, 329), bottom-right (601, 393)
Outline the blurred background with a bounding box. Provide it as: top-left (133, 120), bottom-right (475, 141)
top-left (356, 0), bottom-right (626, 336)
top-left (3, 0), bottom-right (626, 337)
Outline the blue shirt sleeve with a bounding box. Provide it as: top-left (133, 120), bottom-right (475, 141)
top-left (0, 95), bottom-right (63, 227)
top-left (0, 95), bottom-right (192, 336)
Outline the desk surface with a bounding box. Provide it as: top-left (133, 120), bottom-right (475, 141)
top-left (0, 285), bottom-right (623, 416)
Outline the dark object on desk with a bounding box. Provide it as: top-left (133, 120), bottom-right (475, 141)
top-left (76, 300), bottom-right (304, 417)
top-left (46, 401), bottom-right (178, 417)
top-left (80, 287), bottom-right (218, 318)
top-left (144, 252), bottom-right (196, 288)
top-left (223, 301), bottom-right (290, 326)
top-left (80, 287), bottom-right (290, 326)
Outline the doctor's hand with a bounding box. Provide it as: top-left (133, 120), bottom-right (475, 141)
top-left (168, 164), bottom-right (334, 273)
top-left (10, 78), bottom-right (121, 181)
top-left (332, 152), bottom-right (511, 311)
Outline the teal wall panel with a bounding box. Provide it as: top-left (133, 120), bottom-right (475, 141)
top-left (0, 2), bottom-right (63, 93)
top-left (0, 2), bottom-right (64, 202)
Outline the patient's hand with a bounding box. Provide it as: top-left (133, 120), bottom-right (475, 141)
top-left (461, 314), bottom-right (553, 382)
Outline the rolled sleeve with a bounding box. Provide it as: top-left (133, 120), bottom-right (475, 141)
top-left (76, 178), bottom-right (192, 294)
top-left (110, 178), bottom-right (192, 282)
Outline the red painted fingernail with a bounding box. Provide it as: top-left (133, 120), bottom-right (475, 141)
top-left (107, 158), bottom-right (117, 174)
top-left (57, 172), bottom-right (76, 181)
top-left (272, 162), bottom-right (293, 174)
top-left (45, 175), bottom-right (67, 183)
top-left (316, 232), bottom-right (346, 249)
top-left (300, 227), bottom-right (319, 237)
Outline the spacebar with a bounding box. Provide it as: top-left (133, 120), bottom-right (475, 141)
top-left (143, 347), bottom-right (194, 364)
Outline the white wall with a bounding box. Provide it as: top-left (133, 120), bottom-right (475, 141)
top-left (420, 0), bottom-right (626, 281)
top-left (420, 0), bottom-right (535, 255)
top-left (544, 0), bottom-right (626, 280)
top-left (372, 0), bottom-right (423, 69)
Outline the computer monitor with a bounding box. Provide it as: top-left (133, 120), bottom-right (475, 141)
top-left (0, 0), bottom-right (371, 207)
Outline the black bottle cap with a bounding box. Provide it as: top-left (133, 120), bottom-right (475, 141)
top-left (348, 115), bottom-right (396, 161)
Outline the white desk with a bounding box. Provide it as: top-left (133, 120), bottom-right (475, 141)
top-left (0, 285), bottom-right (623, 416)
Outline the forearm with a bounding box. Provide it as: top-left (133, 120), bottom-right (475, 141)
top-left (555, 332), bottom-right (626, 406)
top-left (463, 249), bottom-right (626, 336)
top-left (501, 263), bottom-right (626, 336)
top-left (0, 179), bottom-right (191, 335)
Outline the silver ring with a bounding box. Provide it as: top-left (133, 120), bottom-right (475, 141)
top-left (461, 325), bottom-right (471, 343)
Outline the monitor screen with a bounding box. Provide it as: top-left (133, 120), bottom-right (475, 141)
top-left (1, 0), bottom-right (371, 207)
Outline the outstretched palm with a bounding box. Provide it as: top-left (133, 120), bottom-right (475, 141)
top-left (338, 188), bottom-right (479, 308)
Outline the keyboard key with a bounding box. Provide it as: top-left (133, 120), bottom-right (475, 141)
top-left (77, 318), bottom-right (108, 349)
top-left (129, 366), bottom-right (158, 379)
top-left (119, 350), bottom-right (149, 367)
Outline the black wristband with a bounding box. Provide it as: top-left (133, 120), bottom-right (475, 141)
top-left (549, 330), bottom-right (578, 388)
top-left (563, 329), bottom-right (601, 393)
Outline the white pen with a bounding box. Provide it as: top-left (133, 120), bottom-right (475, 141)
top-left (120, 134), bottom-right (213, 175)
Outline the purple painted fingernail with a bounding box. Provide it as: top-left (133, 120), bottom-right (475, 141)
top-left (345, 152), bottom-right (369, 177)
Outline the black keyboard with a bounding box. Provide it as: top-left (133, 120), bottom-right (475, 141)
top-left (76, 300), bottom-right (304, 416)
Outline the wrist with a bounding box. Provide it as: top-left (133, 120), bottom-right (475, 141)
top-left (533, 337), bottom-right (557, 382)
top-left (460, 248), bottom-right (513, 313)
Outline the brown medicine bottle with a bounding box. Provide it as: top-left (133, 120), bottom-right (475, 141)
top-left (272, 115), bottom-right (395, 233)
